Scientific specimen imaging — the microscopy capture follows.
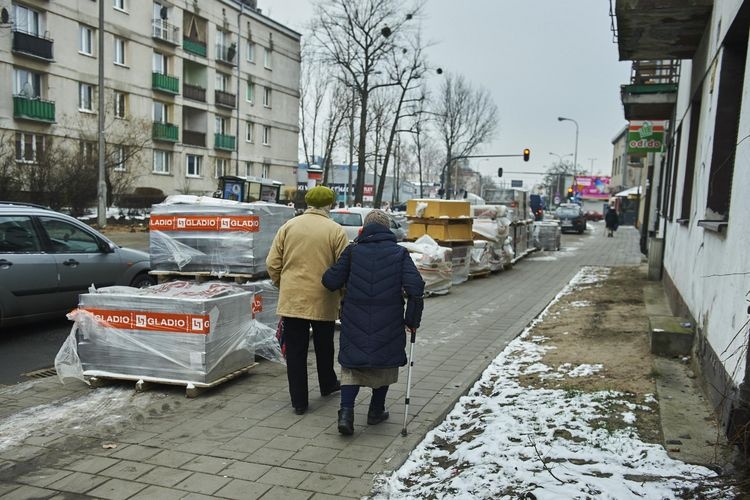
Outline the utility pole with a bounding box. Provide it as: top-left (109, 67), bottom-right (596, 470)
top-left (347, 84), bottom-right (355, 206)
top-left (97, 0), bottom-right (106, 228)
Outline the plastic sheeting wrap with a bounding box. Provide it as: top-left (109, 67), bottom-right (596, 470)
top-left (237, 279), bottom-right (278, 330)
top-left (472, 218), bottom-right (505, 272)
top-left (471, 205), bottom-right (500, 219)
top-left (533, 221), bottom-right (561, 251)
top-left (149, 196), bottom-right (294, 276)
top-left (399, 235), bottom-right (453, 295)
top-left (55, 281), bottom-right (284, 387)
top-left (470, 240), bottom-right (491, 274)
top-left (450, 244), bottom-right (472, 285)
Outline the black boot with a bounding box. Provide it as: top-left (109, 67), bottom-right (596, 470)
top-left (367, 407), bottom-right (389, 425)
top-left (337, 407), bottom-right (354, 435)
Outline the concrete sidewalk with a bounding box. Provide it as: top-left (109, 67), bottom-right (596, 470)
top-left (1, 224), bottom-right (648, 499)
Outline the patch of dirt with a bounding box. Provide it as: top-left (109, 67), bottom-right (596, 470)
top-left (518, 266), bottom-right (662, 444)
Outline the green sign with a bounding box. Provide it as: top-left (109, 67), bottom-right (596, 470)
top-left (627, 120), bottom-right (665, 154)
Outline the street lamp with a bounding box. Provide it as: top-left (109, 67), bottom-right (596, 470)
top-left (557, 116), bottom-right (579, 193)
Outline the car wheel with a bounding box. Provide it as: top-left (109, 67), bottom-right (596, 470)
top-left (130, 273), bottom-right (156, 288)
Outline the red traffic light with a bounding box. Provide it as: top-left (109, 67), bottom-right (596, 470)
top-left (523, 148), bottom-right (530, 161)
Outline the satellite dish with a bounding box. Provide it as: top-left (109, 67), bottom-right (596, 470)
top-left (1, 8), bottom-right (9, 24)
top-left (160, 6), bottom-right (168, 19)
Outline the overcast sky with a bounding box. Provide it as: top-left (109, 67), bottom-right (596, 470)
top-left (262, 0), bottom-right (631, 189)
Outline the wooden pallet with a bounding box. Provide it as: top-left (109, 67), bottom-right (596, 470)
top-left (468, 270), bottom-right (491, 280)
top-left (404, 238), bottom-right (474, 247)
top-left (85, 363), bottom-right (258, 398)
top-left (150, 270), bottom-right (267, 284)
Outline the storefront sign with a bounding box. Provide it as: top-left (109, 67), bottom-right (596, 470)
top-left (627, 120), bottom-right (665, 154)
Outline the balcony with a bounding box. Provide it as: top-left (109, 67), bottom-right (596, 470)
top-left (216, 43), bottom-right (237, 66)
top-left (13, 95), bottom-right (55, 123)
top-left (613, 0), bottom-right (713, 60)
top-left (183, 37), bottom-right (206, 57)
top-left (183, 130), bottom-right (206, 147)
top-left (152, 122), bottom-right (179, 142)
top-left (152, 72), bottom-right (180, 94)
top-left (12, 30), bottom-right (54, 61)
top-left (215, 90), bottom-right (236, 108)
top-left (152, 19), bottom-right (180, 45)
top-left (214, 133), bottom-right (235, 151)
top-left (183, 83), bottom-right (206, 102)
top-left (621, 60), bottom-right (680, 120)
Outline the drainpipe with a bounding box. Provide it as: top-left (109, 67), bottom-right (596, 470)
top-left (234, 2), bottom-right (244, 176)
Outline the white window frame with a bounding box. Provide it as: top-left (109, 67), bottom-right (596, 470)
top-left (261, 163), bottom-right (270, 178)
top-left (186, 154), bottom-right (202, 177)
top-left (153, 149), bottom-right (171, 174)
top-left (246, 40), bottom-right (255, 62)
top-left (14, 69), bottom-right (41, 98)
top-left (246, 81), bottom-right (254, 103)
top-left (79, 25), bottom-right (94, 56)
top-left (215, 158), bottom-right (226, 178)
top-left (152, 51), bottom-right (167, 74)
top-left (79, 83), bottom-right (94, 111)
top-left (113, 145), bottom-right (127, 171)
top-left (263, 47), bottom-right (272, 69)
top-left (244, 161), bottom-right (253, 177)
top-left (114, 37), bottom-right (127, 66)
top-left (215, 115), bottom-right (227, 135)
top-left (153, 101), bottom-right (168, 123)
top-left (246, 121), bottom-right (254, 143)
top-left (262, 125), bottom-right (271, 146)
top-left (215, 72), bottom-right (229, 92)
top-left (263, 86), bottom-right (271, 108)
top-left (13, 4), bottom-right (41, 36)
top-left (15, 133), bottom-right (44, 163)
top-left (114, 91), bottom-right (126, 118)
top-left (113, 0), bottom-right (127, 12)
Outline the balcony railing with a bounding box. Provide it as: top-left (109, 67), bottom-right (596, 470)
top-left (215, 90), bottom-right (236, 108)
top-left (183, 37), bottom-right (206, 57)
top-left (214, 133), bottom-right (236, 151)
top-left (13, 95), bottom-right (55, 122)
top-left (152, 19), bottom-right (180, 45)
top-left (183, 83), bottom-right (206, 102)
top-left (152, 72), bottom-right (180, 94)
top-left (12, 29), bottom-right (54, 60)
top-left (152, 122), bottom-right (179, 142)
top-left (215, 43), bottom-right (237, 65)
top-left (629, 60), bottom-right (680, 89)
top-left (183, 130), bottom-right (206, 147)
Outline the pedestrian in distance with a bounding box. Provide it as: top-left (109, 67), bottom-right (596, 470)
top-left (605, 205), bottom-right (619, 237)
top-left (266, 186), bottom-right (349, 415)
top-left (322, 209), bottom-right (425, 436)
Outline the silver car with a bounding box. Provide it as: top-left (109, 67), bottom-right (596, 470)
top-left (0, 202), bottom-right (154, 327)
top-left (330, 207), bottom-right (406, 242)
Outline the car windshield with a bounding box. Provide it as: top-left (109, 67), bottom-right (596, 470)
top-left (556, 207), bottom-right (581, 217)
top-left (330, 213), bottom-right (363, 226)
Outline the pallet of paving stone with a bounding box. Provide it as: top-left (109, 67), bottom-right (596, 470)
top-left (150, 270), bottom-right (268, 284)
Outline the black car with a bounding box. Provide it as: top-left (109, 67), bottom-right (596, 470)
top-left (555, 203), bottom-right (587, 234)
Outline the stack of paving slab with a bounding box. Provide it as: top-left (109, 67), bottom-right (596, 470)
top-left (533, 221), bottom-right (561, 251)
top-left (68, 281), bottom-right (258, 385)
top-left (149, 195), bottom-right (294, 277)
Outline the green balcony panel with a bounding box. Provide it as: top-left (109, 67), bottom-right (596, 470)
top-left (214, 133), bottom-right (235, 150)
top-left (13, 96), bottom-right (55, 122)
top-left (183, 38), bottom-right (207, 57)
top-left (153, 122), bottom-right (179, 142)
top-left (152, 72), bottom-right (180, 94)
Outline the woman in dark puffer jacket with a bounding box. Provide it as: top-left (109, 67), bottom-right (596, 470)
top-left (322, 210), bottom-right (425, 435)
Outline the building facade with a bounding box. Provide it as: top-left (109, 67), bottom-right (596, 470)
top-left (615, 0), bottom-right (750, 445)
top-left (1, 0), bottom-right (300, 204)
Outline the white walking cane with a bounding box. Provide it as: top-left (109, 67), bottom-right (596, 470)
top-left (401, 327), bottom-right (417, 436)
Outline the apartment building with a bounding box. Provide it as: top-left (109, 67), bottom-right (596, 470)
top-left (0, 0), bottom-right (301, 202)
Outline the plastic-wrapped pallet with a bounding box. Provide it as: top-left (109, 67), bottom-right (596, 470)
top-left (55, 281), bottom-right (283, 387)
top-left (472, 219), bottom-right (504, 272)
top-left (238, 279), bottom-right (278, 330)
top-left (450, 244), bottom-right (472, 285)
top-left (399, 235), bottom-right (452, 296)
top-left (470, 240), bottom-right (491, 274)
top-left (149, 195), bottom-right (294, 276)
top-left (533, 221), bottom-right (561, 251)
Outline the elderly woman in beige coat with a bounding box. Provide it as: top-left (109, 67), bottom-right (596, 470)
top-left (266, 186), bottom-right (349, 414)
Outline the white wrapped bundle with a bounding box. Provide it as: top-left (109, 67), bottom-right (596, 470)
top-left (400, 235), bottom-right (453, 295)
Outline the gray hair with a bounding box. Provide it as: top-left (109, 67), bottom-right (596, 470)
top-left (364, 209), bottom-right (390, 228)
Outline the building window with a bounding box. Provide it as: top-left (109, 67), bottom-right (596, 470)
top-left (244, 161), bottom-right (253, 177)
top-left (79, 25), bottom-right (94, 55)
top-left (113, 146), bottom-right (127, 171)
top-left (215, 72), bottom-right (229, 92)
top-left (13, 4), bottom-right (41, 36)
top-left (215, 116), bottom-right (228, 135)
top-left (246, 121), bottom-right (254, 142)
top-left (14, 68), bottom-right (41, 98)
top-left (680, 94), bottom-right (701, 221)
top-left (79, 83), bottom-right (94, 111)
top-left (114, 37), bottom-right (127, 65)
top-left (79, 141), bottom-right (95, 165)
top-left (153, 101), bottom-right (168, 123)
top-left (246, 40), bottom-right (255, 62)
top-left (186, 154), bottom-right (202, 177)
top-left (113, 0), bottom-right (127, 12)
top-left (215, 158), bottom-right (227, 178)
top-left (153, 51), bottom-right (167, 74)
top-left (114, 91), bottom-right (127, 118)
top-left (263, 86), bottom-right (271, 107)
top-left (263, 47), bottom-right (272, 69)
top-left (261, 163), bottom-right (270, 178)
top-left (262, 125), bottom-right (271, 145)
top-left (15, 133), bottom-right (44, 163)
top-left (246, 81), bottom-right (254, 103)
top-left (153, 150), bottom-right (171, 173)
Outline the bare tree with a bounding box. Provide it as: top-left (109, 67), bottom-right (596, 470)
top-left (299, 42), bottom-right (328, 168)
top-left (312, 0), bottom-right (422, 204)
top-left (321, 82), bottom-right (352, 184)
top-left (432, 73), bottom-right (498, 198)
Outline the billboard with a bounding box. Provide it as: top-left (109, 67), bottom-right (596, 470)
top-left (574, 176), bottom-right (611, 200)
top-left (627, 120), bottom-right (665, 154)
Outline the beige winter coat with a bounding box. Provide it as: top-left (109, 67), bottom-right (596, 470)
top-left (266, 208), bottom-right (349, 321)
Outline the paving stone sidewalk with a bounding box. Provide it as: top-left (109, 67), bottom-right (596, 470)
top-left (0, 224), bottom-right (642, 499)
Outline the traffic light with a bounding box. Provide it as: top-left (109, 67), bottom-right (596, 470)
top-left (567, 186), bottom-right (574, 197)
top-left (497, 167), bottom-right (503, 177)
top-left (523, 148), bottom-right (531, 161)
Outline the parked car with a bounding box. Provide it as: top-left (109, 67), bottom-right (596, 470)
top-left (330, 207), bottom-right (406, 242)
top-left (0, 202), bottom-right (154, 327)
top-left (555, 203), bottom-right (587, 234)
